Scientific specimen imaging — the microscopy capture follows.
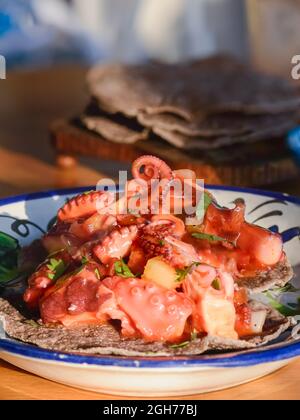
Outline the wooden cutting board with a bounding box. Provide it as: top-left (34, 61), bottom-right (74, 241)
top-left (50, 119), bottom-right (299, 187)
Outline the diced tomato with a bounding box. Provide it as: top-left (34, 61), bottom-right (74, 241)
top-left (40, 265), bottom-right (102, 324)
top-left (203, 200), bottom-right (245, 243)
top-left (102, 277), bottom-right (193, 342)
top-left (237, 223), bottom-right (283, 266)
top-left (234, 288), bottom-right (249, 307)
top-left (235, 304), bottom-right (252, 338)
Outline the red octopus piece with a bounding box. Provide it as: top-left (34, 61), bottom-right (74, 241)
top-left (97, 278), bottom-right (137, 337)
top-left (40, 264), bottom-right (102, 325)
top-left (23, 251), bottom-right (74, 310)
top-left (149, 215), bottom-right (185, 238)
top-left (69, 213), bottom-right (117, 240)
top-left (132, 155), bottom-right (173, 183)
top-left (93, 225), bottom-right (139, 264)
top-left (101, 277), bottom-right (193, 342)
top-left (137, 223), bottom-right (173, 262)
top-left (58, 191), bottom-right (114, 222)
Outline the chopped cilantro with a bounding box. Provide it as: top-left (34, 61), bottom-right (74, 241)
top-left (114, 259), bottom-right (136, 278)
top-left (175, 262), bottom-right (201, 283)
top-left (170, 330), bottom-right (198, 349)
top-left (170, 341), bottom-right (191, 349)
top-left (47, 272), bottom-right (55, 280)
top-left (159, 240), bottom-right (165, 246)
top-left (81, 256), bottom-right (89, 265)
top-left (46, 258), bottom-right (67, 282)
top-left (192, 232), bottom-right (235, 246)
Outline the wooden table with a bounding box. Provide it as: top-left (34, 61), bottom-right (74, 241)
top-left (0, 67), bottom-right (299, 401)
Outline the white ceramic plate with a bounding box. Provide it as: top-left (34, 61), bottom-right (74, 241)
top-left (0, 185), bottom-right (300, 397)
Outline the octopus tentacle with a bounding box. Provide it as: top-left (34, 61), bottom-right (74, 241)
top-left (132, 155), bottom-right (173, 183)
top-left (23, 251), bottom-right (73, 309)
top-left (149, 215), bottom-right (185, 238)
top-left (58, 191), bottom-right (114, 222)
top-left (93, 225), bottom-right (139, 264)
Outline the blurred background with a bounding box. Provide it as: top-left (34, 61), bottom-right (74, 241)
top-left (0, 0), bottom-right (249, 68)
top-left (0, 0), bottom-right (300, 195)
top-left (2, 0), bottom-right (300, 75)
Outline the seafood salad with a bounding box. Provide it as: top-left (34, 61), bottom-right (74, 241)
top-left (0, 156), bottom-right (295, 356)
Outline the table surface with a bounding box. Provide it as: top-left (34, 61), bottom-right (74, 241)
top-left (0, 67), bottom-right (299, 401)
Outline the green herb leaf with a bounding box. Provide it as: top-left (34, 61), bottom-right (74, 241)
top-left (159, 240), bottom-right (165, 246)
top-left (81, 256), bottom-right (89, 265)
top-left (170, 341), bottom-right (191, 349)
top-left (192, 232), bottom-right (234, 246)
top-left (196, 191), bottom-right (213, 221)
top-left (171, 330), bottom-right (199, 349)
top-left (114, 259), bottom-right (136, 278)
top-left (46, 258), bottom-right (67, 282)
top-left (175, 262), bottom-right (201, 283)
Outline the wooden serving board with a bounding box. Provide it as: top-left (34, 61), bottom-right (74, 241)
top-left (50, 119), bottom-right (299, 187)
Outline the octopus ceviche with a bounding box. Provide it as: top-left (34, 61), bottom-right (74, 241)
top-left (0, 155), bottom-right (295, 356)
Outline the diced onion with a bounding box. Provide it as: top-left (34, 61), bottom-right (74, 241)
top-left (250, 310), bottom-right (267, 334)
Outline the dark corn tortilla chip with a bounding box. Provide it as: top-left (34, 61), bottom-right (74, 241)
top-left (87, 56), bottom-right (300, 121)
top-left (0, 298), bottom-right (294, 357)
top-left (81, 115), bottom-right (149, 144)
top-left (138, 111), bottom-right (298, 138)
top-left (81, 102), bottom-right (149, 144)
top-left (152, 119), bottom-right (296, 150)
top-left (236, 257), bottom-right (294, 294)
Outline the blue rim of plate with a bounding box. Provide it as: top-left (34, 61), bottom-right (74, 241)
top-left (0, 184), bottom-right (300, 369)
